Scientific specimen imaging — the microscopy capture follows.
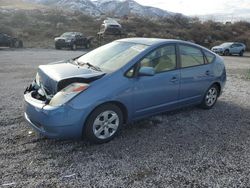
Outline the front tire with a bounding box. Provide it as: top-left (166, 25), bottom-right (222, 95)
top-left (84, 104), bottom-right (123, 144)
top-left (85, 42), bottom-right (90, 49)
top-left (224, 49), bottom-right (230, 56)
top-left (199, 84), bottom-right (219, 109)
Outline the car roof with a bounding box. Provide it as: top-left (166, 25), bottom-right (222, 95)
top-left (103, 19), bottom-right (120, 25)
top-left (117, 38), bottom-right (197, 46)
top-left (221, 42), bottom-right (245, 46)
top-left (117, 38), bottom-right (216, 55)
top-left (221, 42), bottom-right (233, 44)
top-left (63, 32), bottom-right (82, 35)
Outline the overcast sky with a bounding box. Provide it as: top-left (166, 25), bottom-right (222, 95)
top-left (135, 0), bottom-right (250, 16)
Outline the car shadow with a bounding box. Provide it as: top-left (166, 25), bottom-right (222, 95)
top-left (55, 47), bottom-right (91, 52)
top-left (0, 47), bottom-right (21, 51)
top-left (33, 100), bottom-right (250, 168)
top-left (224, 53), bottom-right (250, 58)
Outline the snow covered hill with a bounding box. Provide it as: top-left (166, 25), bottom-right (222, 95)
top-left (24, 0), bottom-right (176, 18)
top-left (93, 0), bottom-right (175, 18)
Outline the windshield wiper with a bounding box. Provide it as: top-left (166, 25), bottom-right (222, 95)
top-left (85, 62), bottom-right (102, 72)
top-left (75, 60), bottom-right (102, 72)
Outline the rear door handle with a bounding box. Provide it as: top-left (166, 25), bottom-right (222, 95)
top-left (205, 70), bottom-right (210, 76)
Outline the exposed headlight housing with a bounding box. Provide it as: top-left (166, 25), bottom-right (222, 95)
top-left (49, 83), bottom-right (89, 107)
top-left (35, 73), bottom-right (41, 86)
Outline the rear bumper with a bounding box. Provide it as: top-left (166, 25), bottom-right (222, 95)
top-left (24, 92), bottom-right (85, 139)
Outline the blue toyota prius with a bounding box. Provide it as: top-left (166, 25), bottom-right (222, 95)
top-left (24, 38), bottom-right (226, 143)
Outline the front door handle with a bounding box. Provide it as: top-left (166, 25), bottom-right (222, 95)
top-left (171, 76), bottom-right (178, 82)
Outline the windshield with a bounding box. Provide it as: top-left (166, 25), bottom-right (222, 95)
top-left (220, 42), bottom-right (233, 47)
top-left (61, 33), bottom-right (75, 38)
top-left (77, 41), bottom-right (148, 72)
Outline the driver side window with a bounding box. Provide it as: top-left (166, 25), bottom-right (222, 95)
top-left (231, 44), bottom-right (237, 48)
top-left (139, 45), bottom-right (176, 73)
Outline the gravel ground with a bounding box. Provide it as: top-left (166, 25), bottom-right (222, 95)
top-left (0, 48), bottom-right (250, 187)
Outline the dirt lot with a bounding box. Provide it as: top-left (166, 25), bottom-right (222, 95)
top-left (0, 48), bottom-right (250, 187)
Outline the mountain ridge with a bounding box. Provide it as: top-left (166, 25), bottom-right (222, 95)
top-left (22, 0), bottom-right (177, 18)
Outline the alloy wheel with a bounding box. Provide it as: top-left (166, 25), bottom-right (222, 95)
top-left (93, 110), bottom-right (119, 139)
top-left (224, 50), bottom-right (229, 56)
top-left (205, 87), bottom-right (218, 107)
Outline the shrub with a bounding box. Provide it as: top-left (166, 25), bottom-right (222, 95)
top-left (1, 9), bottom-right (250, 49)
top-left (10, 11), bottom-right (29, 27)
top-left (0, 25), bottom-right (13, 35)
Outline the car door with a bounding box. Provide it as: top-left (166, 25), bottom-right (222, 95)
top-left (77, 34), bottom-right (86, 47)
top-left (235, 43), bottom-right (243, 53)
top-left (75, 35), bottom-right (81, 46)
top-left (0, 34), bottom-right (8, 46)
top-left (230, 43), bottom-right (238, 54)
top-left (0, 34), bottom-right (3, 46)
top-left (178, 44), bottom-right (214, 104)
top-left (132, 44), bottom-right (180, 117)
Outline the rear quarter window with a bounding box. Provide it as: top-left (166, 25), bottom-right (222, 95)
top-left (204, 50), bottom-right (215, 63)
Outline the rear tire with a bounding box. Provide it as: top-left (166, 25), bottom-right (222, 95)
top-left (71, 43), bottom-right (77, 51)
top-left (18, 40), bottom-right (23, 48)
top-left (84, 104), bottom-right (123, 144)
top-left (239, 50), bottom-right (244, 57)
top-left (85, 42), bottom-right (90, 49)
top-left (199, 84), bottom-right (219, 109)
top-left (14, 40), bottom-right (20, 48)
top-left (11, 39), bottom-right (20, 48)
top-left (10, 40), bottom-right (14, 48)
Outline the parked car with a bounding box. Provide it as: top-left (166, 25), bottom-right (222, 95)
top-left (54, 32), bottom-right (93, 50)
top-left (211, 42), bottom-right (246, 56)
top-left (24, 38), bottom-right (226, 143)
top-left (0, 33), bottom-right (23, 48)
top-left (98, 18), bottom-right (123, 36)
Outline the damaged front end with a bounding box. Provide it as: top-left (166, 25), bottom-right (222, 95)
top-left (24, 74), bottom-right (52, 104)
top-left (23, 62), bottom-right (105, 138)
top-left (24, 76), bottom-right (90, 107)
top-left (24, 61), bottom-right (105, 106)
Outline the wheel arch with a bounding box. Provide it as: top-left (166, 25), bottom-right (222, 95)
top-left (81, 100), bottom-right (128, 139)
top-left (211, 82), bottom-right (221, 96)
top-left (111, 101), bottom-right (128, 124)
top-left (86, 101), bottom-right (128, 125)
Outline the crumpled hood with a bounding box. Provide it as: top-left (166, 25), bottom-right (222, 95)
top-left (38, 61), bottom-right (105, 95)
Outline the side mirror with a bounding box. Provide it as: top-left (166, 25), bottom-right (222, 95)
top-left (138, 67), bottom-right (155, 76)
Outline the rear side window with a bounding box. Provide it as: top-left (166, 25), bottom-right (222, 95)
top-left (204, 51), bottom-right (215, 63)
top-left (179, 45), bottom-right (205, 68)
